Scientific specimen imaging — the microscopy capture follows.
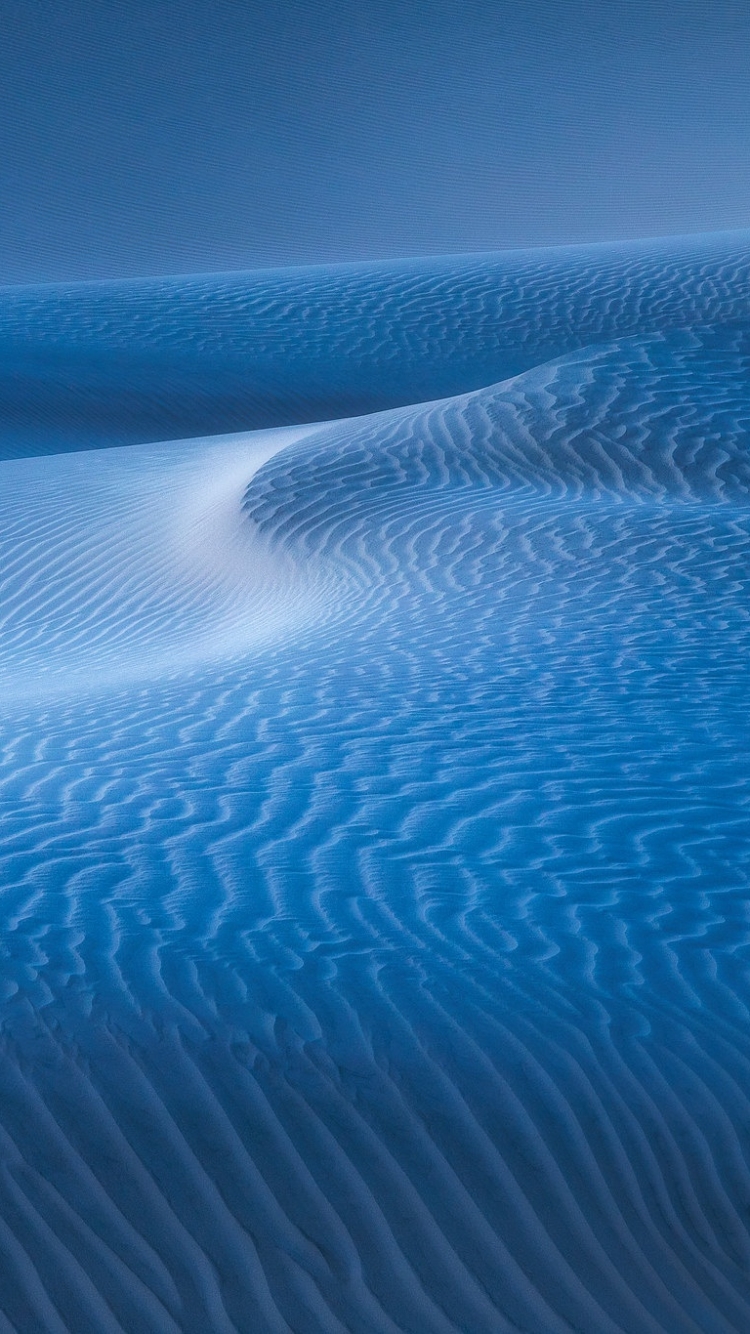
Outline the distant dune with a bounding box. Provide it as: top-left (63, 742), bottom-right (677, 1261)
top-left (2, 228), bottom-right (750, 455)
top-left (0, 233), bottom-right (749, 1330)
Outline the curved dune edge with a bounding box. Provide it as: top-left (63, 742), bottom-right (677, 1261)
top-left (4, 324), bottom-right (750, 698)
top-left (0, 424), bottom-right (328, 698)
top-left (0, 240), bottom-right (749, 1329)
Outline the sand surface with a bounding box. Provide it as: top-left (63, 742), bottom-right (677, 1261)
top-left (0, 235), bottom-right (749, 1330)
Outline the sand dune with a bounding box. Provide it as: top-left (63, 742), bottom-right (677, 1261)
top-left (0, 235), bottom-right (749, 1329)
top-left (3, 229), bottom-right (750, 455)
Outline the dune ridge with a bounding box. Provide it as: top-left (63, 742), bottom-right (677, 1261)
top-left (2, 229), bottom-right (750, 455)
top-left (0, 235), bottom-right (749, 1329)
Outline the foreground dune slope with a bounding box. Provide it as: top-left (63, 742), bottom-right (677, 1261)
top-left (0, 236), bottom-right (750, 1330)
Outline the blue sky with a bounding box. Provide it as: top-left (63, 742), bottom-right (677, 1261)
top-left (1, 0), bottom-right (749, 282)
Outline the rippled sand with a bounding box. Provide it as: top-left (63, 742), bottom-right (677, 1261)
top-left (1, 235), bottom-right (750, 1330)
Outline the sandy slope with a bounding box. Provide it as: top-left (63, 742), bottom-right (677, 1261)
top-left (0, 237), bottom-right (749, 1330)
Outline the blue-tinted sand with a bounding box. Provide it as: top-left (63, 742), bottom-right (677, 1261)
top-left (1, 233), bottom-right (750, 1330)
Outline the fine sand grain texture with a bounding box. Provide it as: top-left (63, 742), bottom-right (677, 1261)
top-left (0, 235), bottom-right (749, 1330)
